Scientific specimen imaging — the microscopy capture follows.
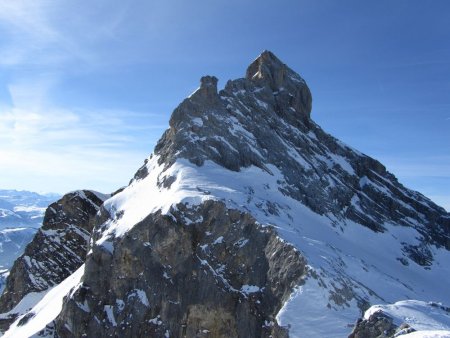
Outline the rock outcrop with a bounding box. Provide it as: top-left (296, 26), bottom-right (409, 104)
top-left (0, 190), bottom-right (106, 331)
top-left (155, 50), bottom-right (449, 261)
top-left (348, 300), bottom-right (450, 338)
top-left (55, 201), bottom-right (306, 337)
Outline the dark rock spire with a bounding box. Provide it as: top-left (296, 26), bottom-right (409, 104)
top-left (246, 50), bottom-right (312, 121)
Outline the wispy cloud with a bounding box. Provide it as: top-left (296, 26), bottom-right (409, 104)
top-left (0, 1), bottom-right (131, 68)
top-left (0, 76), bottom-right (166, 193)
top-left (0, 1), bottom-right (170, 194)
top-left (0, 102), bottom-right (165, 193)
top-left (0, 1), bottom-right (74, 66)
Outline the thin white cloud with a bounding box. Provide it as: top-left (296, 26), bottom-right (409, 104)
top-left (0, 1), bottom-right (131, 67)
top-left (0, 73), bottom-right (166, 194)
top-left (0, 147), bottom-right (145, 193)
top-left (0, 1), bottom-right (67, 66)
top-left (0, 105), bottom-right (161, 149)
top-left (0, 102), bottom-right (164, 193)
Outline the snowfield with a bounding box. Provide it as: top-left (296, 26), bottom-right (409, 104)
top-left (94, 155), bottom-right (450, 337)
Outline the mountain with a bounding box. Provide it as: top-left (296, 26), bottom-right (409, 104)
top-left (0, 190), bottom-right (59, 294)
top-left (0, 229), bottom-right (36, 291)
top-left (2, 51), bottom-right (450, 337)
top-left (0, 190), bottom-right (108, 333)
top-left (0, 190), bottom-right (59, 230)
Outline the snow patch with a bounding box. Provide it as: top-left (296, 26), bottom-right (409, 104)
top-left (240, 285), bottom-right (261, 295)
top-left (365, 300), bottom-right (450, 332)
top-left (3, 265), bottom-right (85, 338)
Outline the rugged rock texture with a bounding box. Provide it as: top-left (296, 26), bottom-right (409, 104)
top-left (0, 228), bottom-right (37, 291)
top-left (349, 311), bottom-right (415, 338)
top-left (153, 50), bottom-right (449, 265)
top-left (54, 201), bottom-right (306, 337)
top-left (4, 51), bottom-right (450, 337)
top-left (349, 311), bottom-right (398, 338)
top-left (0, 190), bottom-right (105, 325)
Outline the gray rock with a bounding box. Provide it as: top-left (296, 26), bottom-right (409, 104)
top-left (54, 201), bottom-right (306, 337)
top-left (349, 310), bottom-right (397, 338)
top-left (153, 50), bottom-right (449, 266)
top-left (348, 310), bottom-right (416, 338)
top-left (0, 190), bottom-right (106, 320)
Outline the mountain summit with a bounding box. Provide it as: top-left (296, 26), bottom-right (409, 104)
top-left (2, 51), bottom-right (449, 338)
top-left (245, 50), bottom-right (312, 120)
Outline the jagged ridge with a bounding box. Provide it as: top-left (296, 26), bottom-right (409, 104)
top-left (154, 50), bottom-right (449, 251)
top-left (3, 51), bottom-right (450, 338)
top-left (0, 190), bottom-right (107, 333)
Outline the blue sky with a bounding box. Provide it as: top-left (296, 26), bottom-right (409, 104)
top-left (0, 0), bottom-right (449, 211)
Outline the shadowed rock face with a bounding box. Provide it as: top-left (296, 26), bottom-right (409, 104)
top-left (349, 311), bottom-right (398, 338)
top-left (54, 201), bottom-right (306, 338)
top-left (0, 191), bottom-right (105, 319)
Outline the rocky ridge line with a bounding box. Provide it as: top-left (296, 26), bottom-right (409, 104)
top-left (0, 190), bottom-right (106, 332)
top-left (152, 50), bottom-right (449, 261)
top-left (3, 51), bottom-right (449, 337)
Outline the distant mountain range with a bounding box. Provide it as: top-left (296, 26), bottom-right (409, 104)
top-left (0, 190), bottom-right (59, 293)
top-left (0, 190), bottom-right (60, 230)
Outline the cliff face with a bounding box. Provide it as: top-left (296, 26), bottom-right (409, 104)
top-left (2, 51), bottom-right (450, 338)
top-left (56, 201), bottom-right (306, 338)
top-left (0, 190), bottom-right (107, 332)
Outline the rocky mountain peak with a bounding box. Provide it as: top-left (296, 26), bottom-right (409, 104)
top-left (156, 51), bottom-right (315, 174)
top-left (246, 50), bottom-right (312, 120)
top-left (246, 50), bottom-right (288, 85)
top-left (3, 52), bottom-right (450, 338)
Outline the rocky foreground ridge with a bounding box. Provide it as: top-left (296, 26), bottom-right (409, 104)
top-left (0, 190), bottom-right (107, 332)
top-left (1, 51), bottom-right (449, 337)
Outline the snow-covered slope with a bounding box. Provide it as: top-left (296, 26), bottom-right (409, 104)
top-left (90, 51), bottom-right (449, 336)
top-left (2, 265), bottom-right (85, 338)
top-left (350, 300), bottom-right (450, 337)
top-left (5, 51), bottom-right (450, 337)
top-left (95, 157), bottom-right (450, 336)
top-left (365, 301), bottom-right (450, 333)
